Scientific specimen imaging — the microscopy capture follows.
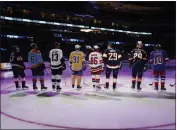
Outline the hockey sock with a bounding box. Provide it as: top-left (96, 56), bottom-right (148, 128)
top-left (113, 78), bottom-right (117, 88)
top-left (21, 78), bottom-right (26, 87)
top-left (52, 75), bottom-right (56, 88)
top-left (161, 76), bottom-right (166, 87)
top-left (72, 75), bottom-right (76, 86)
top-left (39, 76), bottom-right (45, 87)
top-left (77, 76), bottom-right (82, 86)
top-left (14, 78), bottom-right (19, 88)
top-left (56, 75), bottom-right (61, 87)
top-left (92, 75), bottom-right (96, 87)
top-left (132, 77), bottom-right (136, 86)
top-left (32, 77), bottom-right (37, 87)
top-left (106, 78), bottom-right (110, 87)
top-left (154, 77), bottom-right (159, 88)
top-left (137, 78), bottom-right (142, 88)
top-left (95, 75), bottom-right (100, 87)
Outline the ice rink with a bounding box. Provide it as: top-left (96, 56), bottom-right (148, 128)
top-left (1, 66), bottom-right (176, 129)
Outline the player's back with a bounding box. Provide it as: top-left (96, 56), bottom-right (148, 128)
top-left (10, 51), bottom-right (23, 67)
top-left (69, 50), bottom-right (85, 71)
top-left (28, 49), bottom-right (43, 67)
top-left (150, 50), bottom-right (168, 71)
top-left (89, 51), bottom-right (103, 68)
top-left (49, 49), bottom-right (63, 69)
top-left (130, 48), bottom-right (147, 67)
top-left (103, 48), bottom-right (122, 69)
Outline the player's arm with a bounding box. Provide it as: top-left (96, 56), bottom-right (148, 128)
top-left (102, 50), bottom-right (108, 64)
top-left (149, 52), bottom-right (154, 64)
top-left (69, 52), bottom-right (73, 64)
top-left (36, 52), bottom-right (45, 70)
top-left (81, 52), bottom-right (87, 71)
top-left (163, 51), bottom-right (169, 63)
top-left (88, 53), bottom-right (92, 66)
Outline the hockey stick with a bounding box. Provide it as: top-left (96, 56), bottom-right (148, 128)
top-left (170, 83), bottom-right (176, 87)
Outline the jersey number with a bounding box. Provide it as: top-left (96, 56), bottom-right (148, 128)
top-left (91, 57), bottom-right (98, 64)
top-left (31, 56), bottom-right (34, 63)
top-left (154, 56), bottom-right (163, 65)
top-left (52, 53), bottom-right (58, 61)
top-left (134, 53), bottom-right (142, 59)
top-left (108, 53), bottom-right (117, 60)
top-left (73, 56), bottom-right (79, 63)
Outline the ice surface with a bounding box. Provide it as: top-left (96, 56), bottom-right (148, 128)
top-left (1, 66), bottom-right (176, 129)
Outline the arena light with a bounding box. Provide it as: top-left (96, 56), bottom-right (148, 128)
top-left (80, 29), bottom-right (93, 32)
top-left (0, 16), bottom-right (152, 35)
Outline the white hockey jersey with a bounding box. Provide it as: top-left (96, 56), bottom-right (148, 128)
top-left (88, 51), bottom-right (104, 73)
top-left (49, 49), bottom-right (63, 69)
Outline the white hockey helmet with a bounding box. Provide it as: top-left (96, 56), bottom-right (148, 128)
top-left (75, 44), bottom-right (81, 50)
top-left (93, 45), bottom-right (99, 50)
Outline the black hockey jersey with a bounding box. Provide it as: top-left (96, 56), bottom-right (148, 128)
top-left (103, 48), bottom-right (122, 69)
top-left (129, 48), bottom-right (147, 69)
top-left (10, 51), bottom-right (25, 68)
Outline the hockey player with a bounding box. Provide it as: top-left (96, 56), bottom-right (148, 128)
top-left (10, 45), bottom-right (28, 90)
top-left (49, 42), bottom-right (66, 92)
top-left (103, 43), bottom-right (122, 91)
top-left (129, 41), bottom-right (148, 92)
top-left (149, 44), bottom-right (169, 91)
top-left (88, 45), bottom-right (104, 90)
top-left (69, 44), bottom-right (86, 90)
top-left (28, 43), bottom-right (47, 91)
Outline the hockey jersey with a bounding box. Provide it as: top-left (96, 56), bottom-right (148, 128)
top-left (88, 51), bottom-right (104, 73)
top-left (129, 48), bottom-right (147, 69)
top-left (103, 48), bottom-right (122, 69)
top-left (69, 50), bottom-right (85, 71)
top-left (149, 50), bottom-right (169, 71)
top-left (28, 49), bottom-right (44, 68)
top-left (10, 51), bottom-right (25, 68)
top-left (49, 49), bottom-right (63, 69)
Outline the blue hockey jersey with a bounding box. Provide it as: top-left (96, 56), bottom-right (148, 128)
top-left (28, 49), bottom-right (44, 68)
top-left (150, 50), bottom-right (169, 71)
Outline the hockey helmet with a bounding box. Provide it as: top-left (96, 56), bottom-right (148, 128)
top-left (136, 41), bottom-right (143, 48)
top-left (30, 43), bottom-right (38, 49)
top-left (12, 45), bottom-right (19, 52)
top-left (155, 44), bottom-right (161, 50)
top-left (54, 42), bottom-right (60, 48)
top-left (93, 45), bottom-right (99, 50)
top-left (75, 44), bottom-right (81, 50)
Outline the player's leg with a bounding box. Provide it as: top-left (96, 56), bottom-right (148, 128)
top-left (153, 70), bottom-right (159, 90)
top-left (131, 68), bottom-right (137, 89)
top-left (38, 67), bottom-right (47, 91)
top-left (51, 69), bottom-right (56, 90)
top-left (20, 68), bottom-right (29, 90)
top-left (91, 73), bottom-right (96, 88)
top-left (56, 68), bottom-right (62, 91)
top-left (137, 70), bottom-right (144, 91)
top-left (105, 67), bottom-right (111, 89)
top-left (72, 71), bottom-right (76, 88)
top-left (12, 67), bottom-right (20, 90)
top-left (31, 68), bottom-right (38, 91)
top-left (95, 71), bottom-right (101, 90)
top-left (77, 70), bottom-right (82, 89)
top-left (112, 68), bottom-right (119, 90)
top-left (160, 70), bottom-right (166, 91)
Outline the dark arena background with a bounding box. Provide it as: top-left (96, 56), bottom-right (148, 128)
top-left (0, 1), bottom-right (176, 129)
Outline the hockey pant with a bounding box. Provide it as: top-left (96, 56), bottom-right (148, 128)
top-left (51, 68), bottom-right (63, 89)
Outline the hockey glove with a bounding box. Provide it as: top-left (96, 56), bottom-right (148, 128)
top-left (62, 64), bottom-right (66, 71)
top-left (41, 63), bottom-right (46, 70)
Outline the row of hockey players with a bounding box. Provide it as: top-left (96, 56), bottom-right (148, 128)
top-left (10, 41), bottom-right (168, 92)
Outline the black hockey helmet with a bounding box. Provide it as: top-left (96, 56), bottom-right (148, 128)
top-left (155, 44), bottom-right (161, 50)
top-left (12, 45), bottom-right (19, 52)
top-left (54, 42), bottom-right (60, 48)
top-left (30, 43), bottom-right (38, 49)
top-left (107, 43), bottom-right (113, 49)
